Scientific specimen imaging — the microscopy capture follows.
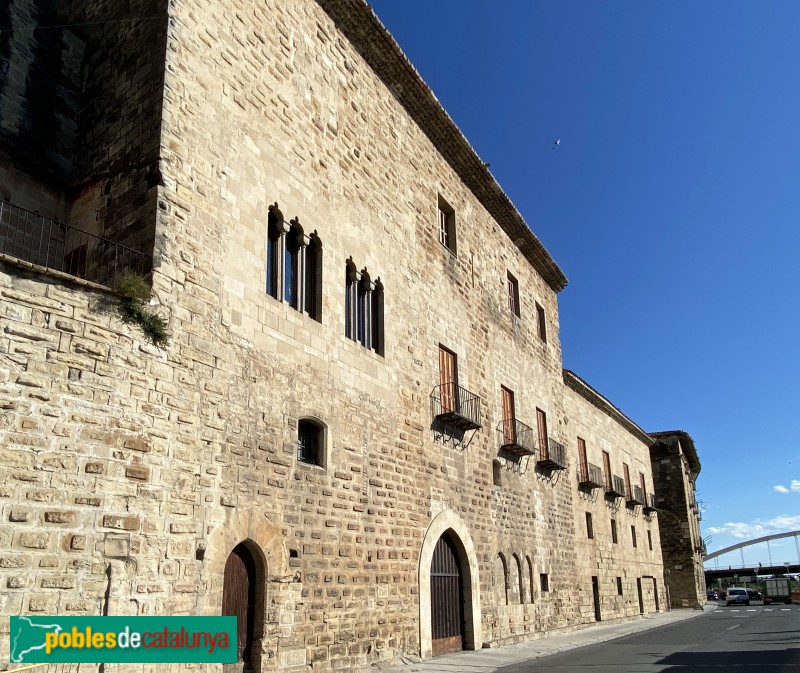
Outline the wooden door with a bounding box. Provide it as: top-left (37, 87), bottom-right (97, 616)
top-left (652, 577), bottom-right (660, 612)
top-left (602, 451), bottom-right (612, 489)
top-left (431, 534), bottom-right (464, 656)
top-left (623, 463), bottom-right (632, 499)
top-left (578, 437), bottom-right (588, 481)
top-left (501, 386), bottom-right (515, 444)
top-left (439, 346), bottom-right (458, 414)
top-left (592, 576), bottom-right (601, 622)
top-left (536, 408), bottom-right (548, 459)
top-left (636, 577), bottom-right (644, 614)
top-left (222, 544), bottom-right (257, 666)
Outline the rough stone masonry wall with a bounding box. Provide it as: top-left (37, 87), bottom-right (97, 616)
top-left (563, 386), bottom-right (666, 620)
top-left (0, 0), bottom-right (85, 216)
top-left (0, 1), bottom-right (678, 672)
top-left (0, 0), bottom-right (165, 282)
top-left (153, 0), bottom-right (587, 664)
top-left (66, 0), bottom-right (167, 271)
top-left (650, 441), bottom-right (705, 608)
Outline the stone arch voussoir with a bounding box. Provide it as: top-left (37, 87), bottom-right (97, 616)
top-left (418, 509), bottom-right (482, 658)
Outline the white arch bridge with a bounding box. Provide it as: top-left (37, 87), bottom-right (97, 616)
top-left (704, 530), bottom-right (800, 580)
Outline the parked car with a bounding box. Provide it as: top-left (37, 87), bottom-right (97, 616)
top-left (746, 589), bottom-right (763, 601)
top-left (706, 589), bottom-right (719, 600)
top-left (726, 587), bottom-right (750, 606)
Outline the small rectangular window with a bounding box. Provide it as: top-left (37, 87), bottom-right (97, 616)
top-left (611, 518), bottom-right (618, 544)
top-left (631, 525), bottom-right (637, 548)
top-left (437, 194), bottom-right (456, 255)
top-left (586, 512), bottom-right (594, 539)
top-left (507, 271), bottom-right (520, 318)
top-left (647, 529), bottom-right (653, 551)
top-left (617, 577), bottom-right (623, 596)
top-left (535, 302), bottom-right (547, 342)
top-left (298, 420), bottom-right (323, 466)
top-left (540, 573), bottom-right (549, 592)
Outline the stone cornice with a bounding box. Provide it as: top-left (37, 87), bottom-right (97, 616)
top-left (315, 0), bottom-right (568, 293)
top-left (649, 430), bottom-right (701, 474)
top-left (563, 369), bottom-right (654, 446)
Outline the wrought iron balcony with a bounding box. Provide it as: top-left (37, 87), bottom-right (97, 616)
top-left (605, 474), bottom-right (626, 499)
top-left (537, 437), bottom-right (567, 471)
top-left (430, 383), bottom-right (482, 432)
top-left (643, 492), bottom-right (658, 513)
top-left (578, 462), bottom-right (604, 490)
top-left (627, 485), bottom-right (645, 507)
top-left (0, 200), bottom-right (148, 286)
top-left (497, 418), bottom-right (536, 457)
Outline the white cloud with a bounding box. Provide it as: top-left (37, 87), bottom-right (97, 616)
top-left (771, 479), bottom-right (800, 494)
top-left (707, 514), bottom-right (800, 539)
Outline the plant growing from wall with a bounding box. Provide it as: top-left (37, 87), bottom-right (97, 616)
top-left (115, 272), bottom-right (169, 348)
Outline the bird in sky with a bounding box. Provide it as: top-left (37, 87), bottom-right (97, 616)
top-left (552, 139), bottom-right (561, 150)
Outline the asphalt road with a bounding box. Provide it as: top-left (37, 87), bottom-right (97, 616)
top-left (496, 604), bottom-right (800, 672)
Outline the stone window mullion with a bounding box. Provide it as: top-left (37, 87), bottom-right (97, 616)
top-left (277, 221), bottom-right (290, 304)
top-left (297, 233), bottom-right (309, 314)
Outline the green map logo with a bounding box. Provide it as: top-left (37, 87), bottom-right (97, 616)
top-left (10, 616), bottom-right (236, 664)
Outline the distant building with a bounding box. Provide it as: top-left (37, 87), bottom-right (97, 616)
top-left (649, 431), bottom-right (705, 608)
top-left (1, 0), bottom-right (695, 670)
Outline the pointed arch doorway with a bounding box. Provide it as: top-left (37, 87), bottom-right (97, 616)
top-left (222, 543), bottom-right (257, 670)
top-left (419, 510), bottom-right (482, 658)
top-left (431, 533), bottom-right (465, 655)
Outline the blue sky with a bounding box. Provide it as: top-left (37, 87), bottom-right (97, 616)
top-left (368, 0), bottom-right (800, 565)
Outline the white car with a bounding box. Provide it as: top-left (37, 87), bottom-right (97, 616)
top-left (725, 587), bottom-right (750, 606)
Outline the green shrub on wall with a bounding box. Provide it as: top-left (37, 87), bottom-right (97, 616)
top-left (115, 272), bottom-right (169, 348)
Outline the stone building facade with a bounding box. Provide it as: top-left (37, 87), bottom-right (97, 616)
top-left (1, 1), bottom-right (686, 670)
top-left (649, 431), bottom-right (705, 609)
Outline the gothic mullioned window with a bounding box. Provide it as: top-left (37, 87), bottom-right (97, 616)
top-left (265, 204), bottom-right (322, 321)
top-left (345, 257), bottom-right (384, 356)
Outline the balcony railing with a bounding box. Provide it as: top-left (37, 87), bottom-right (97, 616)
top-left (643, 492), bottom-right (658, 513)
top-left (605, 474), bottom-right (626, 499)
top-left (430, 383), bottom-right (482, 432)
top-left (579, 461), bottom-right (604, 490)
top-left (497, 417), bottom-right (537, 457)
top-left (537, 437), bottom-right (567, 470)
top-left (627, 485), bottom-right (645, 506)
top-left (0, 200), bottom-right (148, 286)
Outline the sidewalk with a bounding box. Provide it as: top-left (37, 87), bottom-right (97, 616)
top-left (375, 607), bottom-right (711, 673)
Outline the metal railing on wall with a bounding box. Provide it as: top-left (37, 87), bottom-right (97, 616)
top-left (0, 200), bottom-right (148, 286)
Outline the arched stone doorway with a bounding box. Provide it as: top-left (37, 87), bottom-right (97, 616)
top-left (419, 510), bottom-right (482, 658)
top-left (222, 543), bottom-right (258, 669)
top-left (207, 510), bottom-right (289, 673)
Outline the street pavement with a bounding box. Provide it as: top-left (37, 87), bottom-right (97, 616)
top-left (376, 607), bottom-right (709, 673)
top-left (495, 601), bottom-right (800, 672)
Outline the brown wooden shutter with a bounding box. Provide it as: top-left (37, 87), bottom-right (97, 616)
top-left (623, 463), bottom-right (632, 499)
top-left (536, 408), bottom-right (548, 458)
top-left (501, 386), bottom-right (515, 444)
top-left (578, 437), bottom-right (588, 481)
top-left (439, 346), bottom-right (457, 413)
top-left (602, 451), bottom-right (612, 489)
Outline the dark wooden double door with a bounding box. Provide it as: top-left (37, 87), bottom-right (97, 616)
top-left (431, 534), bottom-right (465, 656)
